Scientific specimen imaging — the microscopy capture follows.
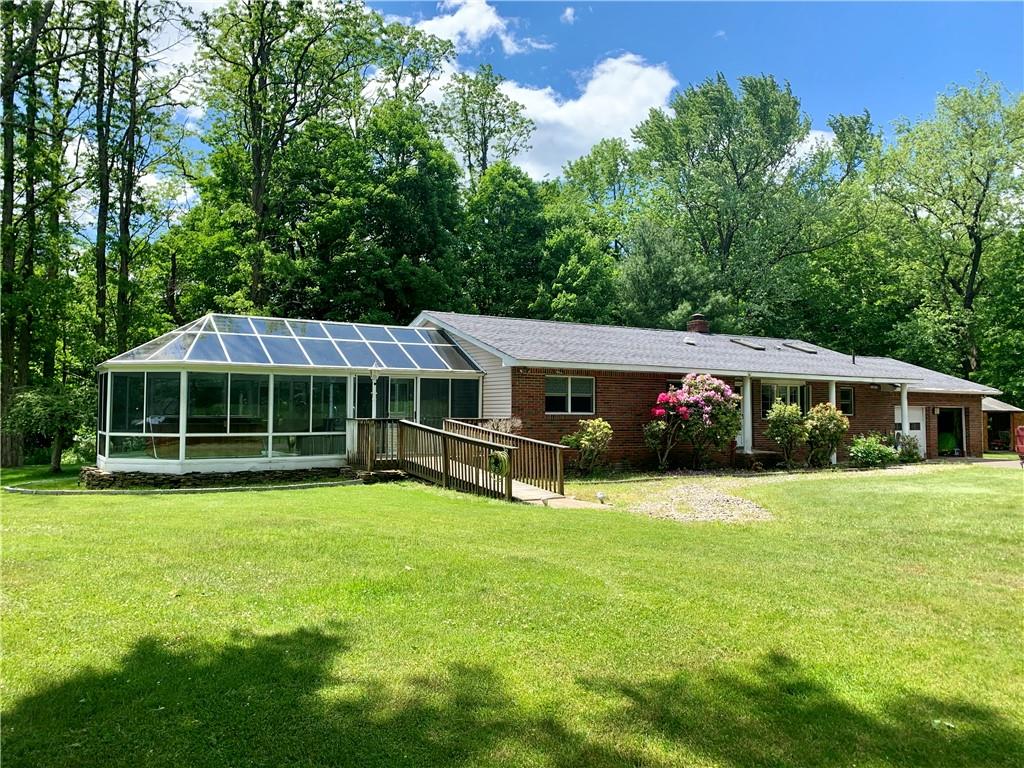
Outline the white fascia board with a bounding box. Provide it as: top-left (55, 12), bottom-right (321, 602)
top-left (97, 360), bottom-right (484, 378)
top-left (908, 387), bottom-right (1000, 395)
top-left (412, 313), bottom-right (520, 367)
top-left (512, 359), bottom-right (921, 385)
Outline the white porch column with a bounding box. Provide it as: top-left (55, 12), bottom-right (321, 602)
top-left (828, 381), bottom-right (838, 465)
top-left (900, 383), bottom-right (910, 436)
top-left (742, 376), bottom-right (753, 454)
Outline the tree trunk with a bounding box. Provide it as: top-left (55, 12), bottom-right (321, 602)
top-left (1, 1), bottom-right (23, 466)
top-left (17, 29), bottom-right (38, 387)
top-left (93, 1), bottom-right (109, 347)
top-left (114, 1), bottom-right (141, 355)
top-left (49, 429), bottom-right (64, 473)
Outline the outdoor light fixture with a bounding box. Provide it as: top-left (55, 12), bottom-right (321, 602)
top-left (596, 491), bottom-right (607, 504)
top-left (933, 407), bottom-right (941, 416)
top-left (869, 383), bottom-right (881, 390)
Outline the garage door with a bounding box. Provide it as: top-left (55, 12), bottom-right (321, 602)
top-left (894, 406), bottom-right (927, 457)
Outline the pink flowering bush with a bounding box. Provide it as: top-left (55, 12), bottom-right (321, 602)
top-left (643, 374), bottom-right (742, 469)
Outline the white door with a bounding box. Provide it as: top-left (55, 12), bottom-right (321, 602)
top-left (894, 406), bottom-right (927, 457)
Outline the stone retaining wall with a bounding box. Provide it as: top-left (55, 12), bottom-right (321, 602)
top-left (80, 465), bottom-right (357, 490)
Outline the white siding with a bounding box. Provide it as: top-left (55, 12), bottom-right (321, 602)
top-left (455, 338), bottom-right (512, 417)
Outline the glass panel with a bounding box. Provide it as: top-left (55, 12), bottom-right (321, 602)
top-left (148, 332), bottom-right (199, 361)
top-left (324, 322), bottom-right (361, 340)
top-left (369, 343), bottom-right (415, 369)
top-left (274, 375), bottom-right (310, 432)
top-left (312, 377), bottom-right (347, 432)
top-left (300, 338), bottom-right (345, 366)
top-left (212, 315), bottom-right (255, 334)
top-left (97, 373), bottom-right (107, 432)
top-left (287, 319), bottom-right (327, 338)
top-left (420, 378), bottom-right (450, 428)
top-left (451, 379), bottom-right (480, 419)
top-left (402, 343), bottom-right (448, 370)
top-left (432, 345), bottom-right (476, 371)
top-left (250, 317), bottom-right (290, 335)
top-left (110, 372), bottom-right (145, 432)
top-left (356, 375), bottom-right (373, 418)
top-left (109, 435), bottom-right (179, 459)
top-left (417, 328), bottom-right (448, 344)
top-left (336, 341), bottom-right (378, 368)
top-left (97, 432), bottom-right (106, 457)
top-left (187, 373), bottom-right (228, 433)
top-left (222, 333), bottom-right (270, 364)
top-left (188, 333), bottom-right (227, 362)
top-left (356, 325), bottom-right (394, 342)
top-left (388, 328), bottom-right (425, 344)
top-left (145, 372), bottom-right (180, 433)
top-left (271, 435), bottom-right (344, 457)
top-left (389, 378), bottom-right (415, 419)
top-left (570, 377), bottom-right (594, 413)
top-left (230, 374), bottom-right (269, 433)
top-left (111, 331), bottom-right (180, 361)
top-left (185, 435), bottom-right (267, 459)
top-left (262, 336), bottom-right (309, 366)
top-left (545, 376), bottom-right (568, 413)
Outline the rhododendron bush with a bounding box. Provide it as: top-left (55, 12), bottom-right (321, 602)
top-left (643, 374), bottom-right (741, 469)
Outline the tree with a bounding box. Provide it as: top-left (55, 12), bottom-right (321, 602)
top-left (873, 79), bottom-right (1024, 379)
top-left (434, 64), bottom-right (533, 184)
top-left (463, 162), bottom-right (545, 317)
top-left (7, 380), bottom-right (93, 472)
top-left (562, 137), bottom-right (639, 256)
top-left (633, 73), bottom-right (874, 331)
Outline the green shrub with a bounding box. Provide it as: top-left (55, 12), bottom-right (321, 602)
top-left (561, 418), bottom-right (613, 475)
top-left (805, 403), bottom-right (850, 468)
top-left (849, 434), bottom-right (899, 468)
top-left (896, 434), bottom-right (923, 463)
top-left (765, 400), bottom-right (808, 468)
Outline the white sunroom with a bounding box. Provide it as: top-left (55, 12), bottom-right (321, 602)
top-left (95, 314), bottom-right (483, 473)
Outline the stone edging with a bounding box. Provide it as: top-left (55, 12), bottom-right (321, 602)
top-left (2, 479), bottom-right (367, 496)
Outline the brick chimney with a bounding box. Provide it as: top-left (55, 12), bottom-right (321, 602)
top-left (687, 313), bottom-right (710, 334)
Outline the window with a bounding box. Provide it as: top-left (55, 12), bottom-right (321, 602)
top-left (187, 373), bottom-right (228, 433)
top-left (97, 373), bottom-right (108, 432)
top-left (231, 374), bottom-right (269, 433)
top-left (388, 377), bottom-right (415, 419)
top-left (185, 435), bottom-right (267, 459)
top-left (311, 377), bottom-right (347, 432)
top-left (271, 435), bottom-right (345, 457)
top-left (839, 386), bottom-right (854, 416)
top-left (761, 383), bottom-right (808, 418)
top-left (451, 379), bottom-right (480, 419)
top-left (274, 375), bottom-right (311, 432)
top-left (420, 378), bottom-right (450, 428)
top-left (545, 376), bottom-right (594, 414)
top-left (110, 372), bottom-right (144, 432)
top-left (145, 373), bottom-right (180, 433)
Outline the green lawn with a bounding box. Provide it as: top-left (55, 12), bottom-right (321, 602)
top-left (2, 465), bottom-right (1022, 767)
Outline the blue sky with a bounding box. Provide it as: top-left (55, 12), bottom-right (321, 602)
top-left (370, 1), bottom-right (1024, 177)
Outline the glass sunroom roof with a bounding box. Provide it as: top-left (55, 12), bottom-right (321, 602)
top-left (104, 314), bottom-right (480, 372)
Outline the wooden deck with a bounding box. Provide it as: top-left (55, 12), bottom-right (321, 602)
top-left (402, 452), bottom-right (564, 503)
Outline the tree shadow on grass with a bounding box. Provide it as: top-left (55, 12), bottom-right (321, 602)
top-left (5, 635), bottom-right (1021, 767)
top-left (581, 651), bottom-right (1024, 767)
top-left (1, 626), bottom-right (622, 768)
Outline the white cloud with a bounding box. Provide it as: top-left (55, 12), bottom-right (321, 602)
top-left (417, 0), bottom-right (550, 55)
top-left (561, 7), bottom-right (576, 25)
top-left (795, 129), bottom-right (836, 159)
top-left (713, 29), bottom-right (727, 40)
top-left (500, 53), bottom-right (677, 179)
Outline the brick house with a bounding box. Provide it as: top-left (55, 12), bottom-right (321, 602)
top-left (413, 311), bottom-right (1000, 465)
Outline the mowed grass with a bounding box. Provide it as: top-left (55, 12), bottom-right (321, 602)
top-left (2, 466), bottom-right (1022, 767)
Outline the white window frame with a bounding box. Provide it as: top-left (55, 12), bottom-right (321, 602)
top-left (544, 375), bottom-right (595, 416)
top-left (761, 383), bottom-right (807, 419)
top-left (838, 386), bottom-right (855, 417)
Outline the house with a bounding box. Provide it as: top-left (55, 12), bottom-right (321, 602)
top-left (94, 310), bottom-right (999, 475)
top-left (411, 311), bottom-right (1000, 463)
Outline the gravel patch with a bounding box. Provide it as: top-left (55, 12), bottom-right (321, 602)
top-left (633, 483), bottom-right (773, 523)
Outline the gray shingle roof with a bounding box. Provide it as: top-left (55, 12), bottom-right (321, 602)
top-left (857, 357), bottom-right (1000, 394)
top-left (982, 397), bottom-right (1022, 412)
top-left (415, 312), bottom-right (997, 393)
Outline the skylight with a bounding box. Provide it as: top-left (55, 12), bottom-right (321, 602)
top-left (782, 342), bottom-right (818, 355)
top-left (106, 314), bottom-right (479, 372)
top-left (730, 338), bottom-right (766, 351)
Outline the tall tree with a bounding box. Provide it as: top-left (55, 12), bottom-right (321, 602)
top-left (434, 64), bottom-right (533, 184)
top-left (632, 73), bottom-right (874, 330)
top-left (873, 79), bottom-right (1024, 378)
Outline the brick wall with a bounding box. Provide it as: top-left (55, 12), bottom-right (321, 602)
top-left (509, 367), bottom-right (985, 465)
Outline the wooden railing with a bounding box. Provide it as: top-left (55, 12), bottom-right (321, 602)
top-left (443, 419), bottom-right (564, 496)
top-left (398, 420), bottom-right (515, 501)
top-left (349, 418), bottom-right (403, 471)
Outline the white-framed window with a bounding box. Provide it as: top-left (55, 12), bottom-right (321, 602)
top-left (545, 376), bottom-right (595, 414)
top-left (839, 386), bottom-right (855, 416)
top-left (760, 383), bottom-right (808, 418)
